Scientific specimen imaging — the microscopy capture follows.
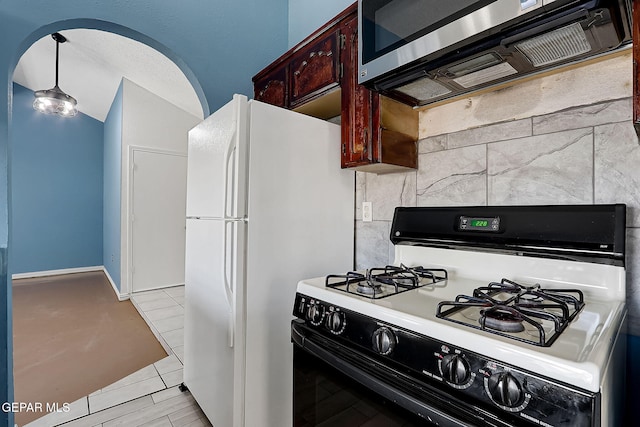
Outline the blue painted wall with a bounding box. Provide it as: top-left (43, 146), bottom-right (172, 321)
top-left (0, 0), bottom-right (290, 421)
top-left (103, 82), bottom-right (123, 290)
top-left (288, 0), bottom-right (353, 47)
top-left (10, 83), bottom-right (104, 274)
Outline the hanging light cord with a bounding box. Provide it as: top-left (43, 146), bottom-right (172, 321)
top-left (54, 36), bottom-right (60, 87)
top-left (51, 32), bottom-right (67, 88)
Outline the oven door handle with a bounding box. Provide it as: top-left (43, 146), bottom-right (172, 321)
top-left (291, 321), bottom-right (479, 427)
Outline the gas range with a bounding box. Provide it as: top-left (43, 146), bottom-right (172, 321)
top-left (292, 205), bottom-right (627, 427)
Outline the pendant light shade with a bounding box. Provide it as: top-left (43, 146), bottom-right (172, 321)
top-left (33, 33), bottom-right (78, 117)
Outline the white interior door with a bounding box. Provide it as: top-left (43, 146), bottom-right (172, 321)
top-left (131, 148), bottom-right (188, 292)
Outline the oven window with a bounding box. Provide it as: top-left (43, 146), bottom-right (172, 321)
top-left (361, 0), bottom-right (496, 64)
top-left (293, 346), bottom-right (427, 426)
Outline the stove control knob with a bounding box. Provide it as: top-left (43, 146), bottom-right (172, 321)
top-left (372, 327), bottom-right (396, 355)
top-left (306, 303), bottom-right (325, 326)
top-left (440, 354), bottom-right (471, 386)
top-left (486, 372), bottom-right (523, 409)
top-left (325, 311), bottom-right (346, 334)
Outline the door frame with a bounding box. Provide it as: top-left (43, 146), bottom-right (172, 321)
top-left (126, 145), bottom-right (188, 297)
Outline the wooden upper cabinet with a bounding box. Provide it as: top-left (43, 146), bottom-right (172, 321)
top-left (252, 2), bottom-right (418, 173)
top-left (290, 31), bottom-right (340, 107)
top-left (252, 7), bottom-right (348, 113)
top-left (254, 64), bottom-right (287, 108)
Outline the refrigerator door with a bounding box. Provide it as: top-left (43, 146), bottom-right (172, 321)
top-left (186, 94), bottom-right (248, 219)
top-left (183, 217), bottom-right (246, 427)
top-left (243, 100), bottom-right (354, 427)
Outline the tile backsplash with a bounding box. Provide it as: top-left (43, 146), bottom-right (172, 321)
top-left (355, 97), bottom-right (640, 335)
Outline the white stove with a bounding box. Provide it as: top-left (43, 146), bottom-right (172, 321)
top-left (292, 205), bottom-right (627, 427)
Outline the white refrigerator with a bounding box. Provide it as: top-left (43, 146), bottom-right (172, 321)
top-left (183, 94), bottom-right (354, 427)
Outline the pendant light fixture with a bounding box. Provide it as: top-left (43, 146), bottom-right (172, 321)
top-left (33, 32), bottom-right (78, 117)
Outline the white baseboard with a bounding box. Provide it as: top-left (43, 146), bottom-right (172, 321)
top-left (102, 267), bottom-right (129, 301)
top-left (12, 265), bottom-right (129, 301)
top-left (12, 265), bottom-right (103, 280)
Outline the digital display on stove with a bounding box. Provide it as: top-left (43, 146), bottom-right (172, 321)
top-left (459, 216), bottom-right (500, 232)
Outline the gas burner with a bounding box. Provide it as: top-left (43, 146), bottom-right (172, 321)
top-left (436, 278), bottom-right (585, 346)
top-left (519, 293), bottom-right (544, 303)
top-left (356, 282), bottom-right (383, 295)
top-left (326, 265), bottom-right (448, 299)
top-left (479, 306), bottom-right (525, 332)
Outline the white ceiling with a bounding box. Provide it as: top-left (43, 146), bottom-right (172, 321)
top-left (13, 29), bottom-right (204, 122)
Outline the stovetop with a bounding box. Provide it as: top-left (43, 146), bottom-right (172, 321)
top-left (295, 246), bottom-right (627, 392)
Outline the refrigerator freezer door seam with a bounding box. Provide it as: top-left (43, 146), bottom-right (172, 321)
top-left (186, 216), bottom-right (247, 221)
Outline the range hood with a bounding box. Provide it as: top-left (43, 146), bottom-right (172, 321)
top-left (358, 0), bottom-right (632, 108)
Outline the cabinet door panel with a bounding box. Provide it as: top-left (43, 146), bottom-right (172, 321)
top-left (290, 31), bottom-right (340, 107)
top-left (254, 65), bottom-right (287, 108)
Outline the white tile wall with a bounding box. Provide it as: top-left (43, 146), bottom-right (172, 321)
top-left (417, 144), bottom-right (486, 206)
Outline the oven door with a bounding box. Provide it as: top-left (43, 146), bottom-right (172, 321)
top-left (292, 320), bottom-right (516, 427)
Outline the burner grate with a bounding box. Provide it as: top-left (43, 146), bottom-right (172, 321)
top-left (436, 278), bottom-right (585, 347)
top-left (326, 264), bottom-right (448, 299)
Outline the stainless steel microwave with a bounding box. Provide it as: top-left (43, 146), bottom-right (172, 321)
top-left (358, 0), bottom-right (632, 107)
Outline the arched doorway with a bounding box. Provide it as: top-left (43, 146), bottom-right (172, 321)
top-left (9, 23), bottom-right (207, 426)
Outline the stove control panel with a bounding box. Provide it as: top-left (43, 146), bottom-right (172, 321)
top-left (293, 293), bottom-right (599, 427)
top-left (458, 215), bottom-right (500, 232)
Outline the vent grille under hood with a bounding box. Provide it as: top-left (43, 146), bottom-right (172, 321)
top-left (358, 0), bottom-right (632, 108)
top-left (515, 22), bottom-right (592, 66)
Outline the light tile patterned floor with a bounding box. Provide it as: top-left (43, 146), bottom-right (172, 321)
top-left (24, 286), bottom-right (210, 427)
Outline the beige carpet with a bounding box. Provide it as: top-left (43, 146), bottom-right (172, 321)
top-left (12, 271), bottom-right (167, 426)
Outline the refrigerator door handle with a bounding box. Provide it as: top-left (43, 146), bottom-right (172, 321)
top-left (222, 123), bottom-right (237, 219)
top-left (223, 219), bottom-right (235, 348)
top-left (228, 308), bottom-right (234, 349)
top-left (222, 218), bottom-right (239, 348)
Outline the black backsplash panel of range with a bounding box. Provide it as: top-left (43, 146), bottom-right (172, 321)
top-left (390, 204), bottom-right (626, 265)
